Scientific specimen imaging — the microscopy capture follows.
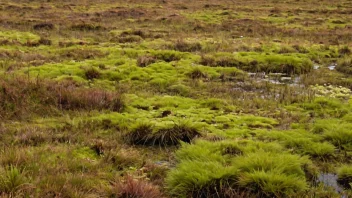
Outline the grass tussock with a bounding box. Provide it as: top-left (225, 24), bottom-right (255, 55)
top-left (312, 119), bottom-right (352, 150)
top-left (0, 166), bottom-right (30, 196)
top-left (166, 140), bottom-right (314, 197)
top-left (125, 122), bottom-right (201, 147)
top-left (337, 165), bottom-right (352, 189)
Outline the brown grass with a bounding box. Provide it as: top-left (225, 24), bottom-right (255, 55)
top-left (112, 175), bottom-right (164, 198)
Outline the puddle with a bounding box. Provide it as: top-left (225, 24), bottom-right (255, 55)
top-left (328, 64), bottom-right (336, 70)
top-left (313, 64), bottom-right (336, 71)
top-left (317, 173), bottom-right (348, 198)
top-left (250, 72), bottom-right (301, 86)
top-left (317, 173), bottom-right (343, 193)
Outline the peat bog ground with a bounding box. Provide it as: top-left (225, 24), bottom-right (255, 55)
top-left (0, 0), bottom-right (352, 197)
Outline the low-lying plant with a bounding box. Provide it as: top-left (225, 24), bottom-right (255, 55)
top-left (0, 166), bottom-right (30, 196)
top-left (125, 122), bottom-right (201, 147)
top-left (111, 175), bottom-right (163, 198)
top-left (166, 139), bottom-right (314, 197)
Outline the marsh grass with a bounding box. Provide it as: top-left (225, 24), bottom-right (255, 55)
top-left (111, 175), bottom-right (163, 198)
top-left (125, 122), bottom-right (201, 147)
top-left (0, 166), bottom-right (30, 196)
top-left (337, 165), bottom-right (352, 189)
top-left (0, 77), bottom-right (125, 119)
top-left (1, 0), bottom-right (352, 196)
top-left (336, 57), bottom-right (352, 74)
top-left (167, 140), bottom-right (315, 197)
top-left (173, 40), bottom-right (202, 52)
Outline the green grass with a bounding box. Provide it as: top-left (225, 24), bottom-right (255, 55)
top-left (337, 165), bottom-right (352, 189)
top-left (0, 166), bottom-right (29, 195)
top-left (166, 141), bottom-right (313, 197)
top-left (0, 30), bottom-right (40, 44)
